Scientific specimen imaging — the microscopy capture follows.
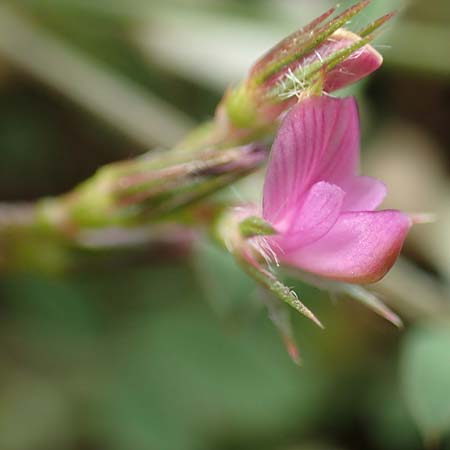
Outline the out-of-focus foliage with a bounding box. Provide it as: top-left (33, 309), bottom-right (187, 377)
top-left (0, 0), bottom-right (449, 449)
top-left (401, 323), bottom-right (450, 444)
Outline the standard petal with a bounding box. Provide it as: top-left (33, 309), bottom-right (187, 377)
top-left (282, 210), bottom-right (412, 283)
top-left (272, 181), bottom-right (345, 251)
top-left (316, 97), bottom-right (360, 186)
top-left (263, 96), bottom-right (360, 224)
top-left (342, 176), bottom-right (387, 211)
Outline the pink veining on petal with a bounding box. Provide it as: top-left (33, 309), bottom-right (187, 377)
top-left (261, 95), bottom-right (411, 284)
top-left (263, 95), bottom-right (359, 223)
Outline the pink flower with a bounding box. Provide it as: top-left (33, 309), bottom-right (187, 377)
top-left (262, 95), bottom-right (412, 284)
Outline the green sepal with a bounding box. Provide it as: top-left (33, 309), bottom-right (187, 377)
top-left (239, 216), bottom-right (276, 238)
top-left (251, 0), bottom-right (372, 85)
top-left (240, 255), bottom-right (324, 330)
top-left (338, 284), bottom-right (403, 328)
top-left (357, 11), bottom-right (396, 38)
top-left (224, 83), bottom-right (259, 129)
top-left (269, 34), bottom-right (373, 99)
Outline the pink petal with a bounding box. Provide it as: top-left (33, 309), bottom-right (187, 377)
top-left (263, 96), bottom-right (360, 224)
top-left (315, 98), bottom-right (360, 186)
top-left (272, 181), bottom-right (345, 251)
top-left (262, 30), bottom-right (382, 96)
top-left (323, 30), bottom-right (383, 93)
top-left (342, 176), bottom-right (387, 212)
top-left (282, 210), bottom-right (412, 284)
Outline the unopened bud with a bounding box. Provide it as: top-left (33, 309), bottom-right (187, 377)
top-left (215, 1), bottom-right (393, 141)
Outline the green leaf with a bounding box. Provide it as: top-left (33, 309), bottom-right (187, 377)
top-left (400, 321), bottom-right (450, 443)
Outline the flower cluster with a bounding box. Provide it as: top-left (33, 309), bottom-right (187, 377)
top-left (21, 1), bottom-right (413, 360)
top-left (206, 4), bottom-right (417, 352)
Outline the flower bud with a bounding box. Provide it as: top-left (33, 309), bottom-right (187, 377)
top-left (214, 1), bottom-right (393, 142)
top-left (39, 144), bottom-right (267, 231)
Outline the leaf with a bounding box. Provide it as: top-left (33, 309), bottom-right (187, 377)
top-left (400, 322), bottom-right (450, 443)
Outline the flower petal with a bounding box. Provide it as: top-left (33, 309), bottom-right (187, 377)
top-left (282, 210), bottom-right (412, 283)
top-left (323, 30), bottom-right (383, 93)
top-left (263, 96), bottom-right (359, 224)
top-left (342, 176), bottom-right (387, 211)
top-left (315, 97), bottom-right (360, 186)
top-left (272, 181), bottom-right (345, 251)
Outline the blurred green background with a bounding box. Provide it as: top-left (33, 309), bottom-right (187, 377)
top-left (0, 1), bottom-right (449, 449)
